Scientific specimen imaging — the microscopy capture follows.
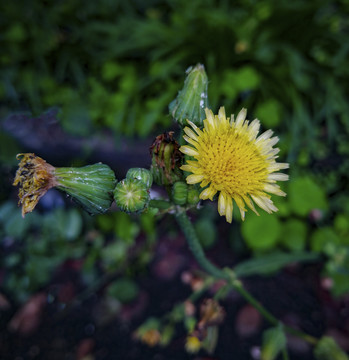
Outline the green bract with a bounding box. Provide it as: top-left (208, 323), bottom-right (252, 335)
top-left (187, 186), bottom-right (200, 205)
top-left (126, 168), bottom-right (153, 188)
top-left (114, 178), bottom-right (149, 213)
top-left (55, 163), bottom-right (117, 215)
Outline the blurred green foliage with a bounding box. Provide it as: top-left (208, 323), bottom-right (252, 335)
top-left (2, 0), bottom-right (349, 150)
top-left (0, 200), bottom-right (156, 303)
top-left (1, 0), bottom-right (349, 308)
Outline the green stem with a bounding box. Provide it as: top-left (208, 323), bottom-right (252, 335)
top-left (175, 210), bottom-right (318, 346)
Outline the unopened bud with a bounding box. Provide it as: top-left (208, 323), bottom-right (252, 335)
top-left (187, 186), bottom-right (200, 205)
top-left (113, 178), bottom-right (149, 213)
top-left (172, 181), bottom-right (188, 205)
top-left (169, 63), bottom-right (208, 127)
top-left (261, 326), bottom-right (287, 360)
top-left (126, 168), bottom-right (153, 188)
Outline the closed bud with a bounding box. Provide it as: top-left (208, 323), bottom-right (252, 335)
top-left (172, 181), bottom-right (188, 205)
top-left (169, 63), bottom-right (208, 127)
top-left (314, 336), bottom-right (349, 360)
top-left (261, 326), bottom-right (287, 360)
top-left (126, 168), bottom-right (153, 188)
top-left (114, 178), bottom-right (149, 213)
top-left (187, 186), bottom-right (200, 205)
top-left (150, 132), bottom-right (183, 186)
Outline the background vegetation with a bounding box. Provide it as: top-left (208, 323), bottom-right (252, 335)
top-left (1, 0), bottom-right (349, 358)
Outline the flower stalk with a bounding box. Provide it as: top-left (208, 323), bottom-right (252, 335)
top-left (175, 209), bottom-right (318, 346)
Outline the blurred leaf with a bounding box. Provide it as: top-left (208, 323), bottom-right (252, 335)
top-left (310, 227), bottom-right (341, 253)
top-left (114, 212), bottom-right (140, 244)
top-left (64, 209), bottom-right (83, 240)
top-left (288, 176), bottom-right (328, 217)
top-left (234, 251), bottom-right (318, 277)
top-left (279, 219), bottom-right (307, 252)
top-left (107, 278), bottom-right (139, 304)
top-left (195, 218), bottom-right (217, 249)
top-left (255, 99), bottom-right (281, 128)
top-left (241, 212), bottom-right (281, 251)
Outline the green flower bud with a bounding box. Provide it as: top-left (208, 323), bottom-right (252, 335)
top-left (261, 326), bottom-right (287, 360)
top-left (314, 336), bottom-right (349, 360)
top-left (187, 186), bottom-right (200, 205)
top-left (55, 163), bottom-right (117, 215)
top-left (126, 168), bottom-right (153, 188)
top-left (169, 63), bottom-right (208, 127)
top-left (172, 181), bottom-right (188, 205)
top-left (114, 178), bottom-right (149, 213)
top-left (150, 132), bottom-right (183, 186)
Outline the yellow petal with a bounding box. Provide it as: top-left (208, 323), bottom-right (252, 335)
top-left (225, 197), bottom-right (233, 223)
top-left (200, 186), bottom-right (217, 200)
top-left (186, 174), bottom-right (205, 184)
top-left (218, 192), bottom-right (226, 216)
top-left (180, 146), bottom-right (199, 157)
top-left (183, 126), bottom-right (199, 141)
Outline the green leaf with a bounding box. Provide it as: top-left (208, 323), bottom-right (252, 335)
top-left (64, 209), bottom-right (83, 240)
top-left (241, 212), bottom-right (281, 251)
top-left (288, 176), bottom-right (328, 217)
top-left (107, 278), bottom-right (139, 304)
top-left (279, 219), bottom-right (307, 252)
top-left (114, 212), bottom-right (140, 244)
top-left (234, 251), bottom-right (319, 277)
top-left (310, 227), bottom-right (341, 253)
top-left (195, 218), bottom-right (217, 249)
top-left (255, 99), bottom-right (281, 128)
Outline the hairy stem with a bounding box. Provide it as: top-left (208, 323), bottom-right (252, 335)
top-left (175, 210), bottom-right (318, 345)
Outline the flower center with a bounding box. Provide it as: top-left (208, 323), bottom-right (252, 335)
top-left (198, 128), bottom-right (268, 195)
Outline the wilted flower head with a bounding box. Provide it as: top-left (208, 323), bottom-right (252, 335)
top-left (13, 153), bottom-right (116, 217)
top-left (13, 153), bottom-right (57, 217)
top-left (180, 107), bottom-right (289, 222)
top-left (198, 299), bottom-right (225, 330)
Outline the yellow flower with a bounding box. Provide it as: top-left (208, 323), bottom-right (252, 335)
top-left (13, 153), bottom-right (57, 217)
top-left (180, 107), bottom-right (289, 223)
top-left (185, 335), bottom-right (201, 353)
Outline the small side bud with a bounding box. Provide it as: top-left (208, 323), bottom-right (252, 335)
top-left (150, 132), bottom-right (183, 186)
top-left (172, 181), bottom-right (188, 205)
top-left (126, 168), bottom-right (153, 188)
top-left (169, 63), bottom-right (208, 127)
top-left (261, 326), bottom-right (287, 360)
top-left (187, 186), bottom-right (200, 205)
top-left (114, 178), bottom-right (150, 213)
